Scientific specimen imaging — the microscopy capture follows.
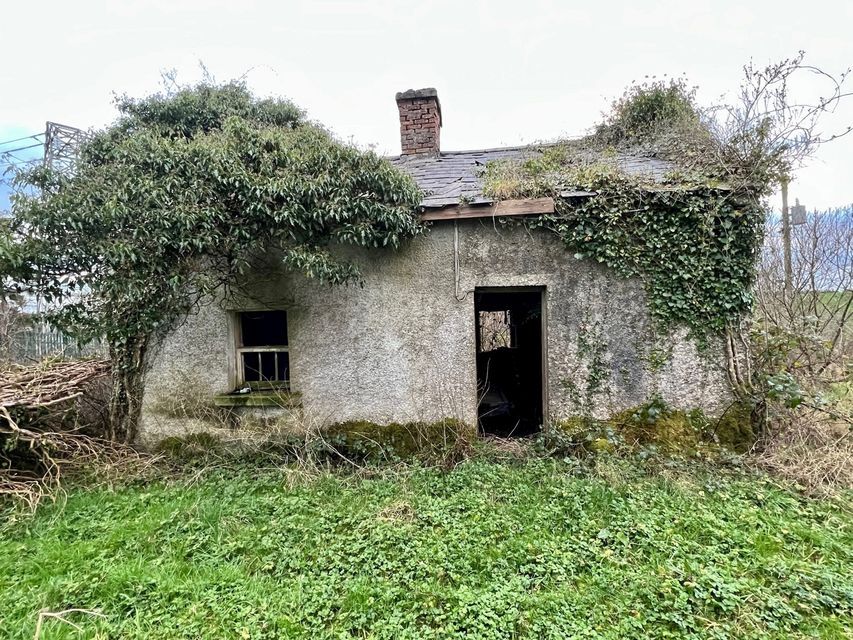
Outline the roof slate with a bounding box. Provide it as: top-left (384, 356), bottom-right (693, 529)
top-left (388, 145), bottom-right (673, 208)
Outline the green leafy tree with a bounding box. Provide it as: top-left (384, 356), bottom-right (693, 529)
top-left (6, 82), bottom-right (422, 442)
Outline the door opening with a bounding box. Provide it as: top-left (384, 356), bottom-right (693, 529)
top-left (475, 288), bottom-right (544, 437)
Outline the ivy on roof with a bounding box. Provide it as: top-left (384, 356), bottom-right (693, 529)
top-left (481, 79), bottom-right (770, 338)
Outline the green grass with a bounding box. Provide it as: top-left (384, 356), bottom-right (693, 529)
top-left (1, 460), bottom-right (851, 639)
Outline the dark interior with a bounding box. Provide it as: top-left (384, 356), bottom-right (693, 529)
top-left (240, 310), bottom-right (288, 347)
top-left (242, 351), bottom-right (290, 383)
top-left (475, 289), bottom-right (543, 437)
top-left (239, 310), bottom-right (289, 384)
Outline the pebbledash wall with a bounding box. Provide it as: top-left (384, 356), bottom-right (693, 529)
top-left (138, 220), bottom-right (732, 444)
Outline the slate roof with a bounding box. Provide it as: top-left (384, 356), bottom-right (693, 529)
top-left (388, 145), bottom-right (673, 208)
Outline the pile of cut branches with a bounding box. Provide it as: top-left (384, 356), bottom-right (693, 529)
top-left (0, 359), bottom-right (155, 512)
top-left (0, 359), bottom-right (110, 410)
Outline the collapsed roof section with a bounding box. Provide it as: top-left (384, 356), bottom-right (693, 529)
top-left (389, 145), bottom-right (674, 209)
top-left (389, 144), bottom-right (675, 220)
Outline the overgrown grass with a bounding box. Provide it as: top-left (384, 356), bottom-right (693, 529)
top-left (1, 461), bottom-right (851, 639)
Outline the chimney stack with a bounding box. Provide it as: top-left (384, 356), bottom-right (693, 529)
top-left (395, 88), bottom-right (442, 155)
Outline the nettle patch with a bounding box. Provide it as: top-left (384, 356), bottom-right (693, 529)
top-left (481, 80), bottom-right (769, 339)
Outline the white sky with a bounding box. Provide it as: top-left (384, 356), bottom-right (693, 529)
top-left (1, 0), bottom-right (852, 211)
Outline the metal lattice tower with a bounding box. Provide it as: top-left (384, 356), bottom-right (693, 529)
top-left (43, 122), bottom-right (88, 172)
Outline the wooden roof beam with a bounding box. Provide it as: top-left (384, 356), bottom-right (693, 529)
top-left (420, 197), bottom-right (555, 221)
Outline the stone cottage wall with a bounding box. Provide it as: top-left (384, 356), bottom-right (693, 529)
top-left (139, 220), bottom-right (731, 444)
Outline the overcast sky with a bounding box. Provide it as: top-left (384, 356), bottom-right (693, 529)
top-left (2, 0), bottom-right (851, 211)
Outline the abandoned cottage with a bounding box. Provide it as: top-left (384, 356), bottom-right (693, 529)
top-left (139, 88), bottom-right (733, 443)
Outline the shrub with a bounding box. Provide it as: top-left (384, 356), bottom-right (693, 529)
top-left (594, 77), bottom-right (704, 148)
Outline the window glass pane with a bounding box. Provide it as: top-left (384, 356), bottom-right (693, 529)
top-left (241, 351), bottom-right (289, 384)
top-left (259, 351), bottom-right (276, 381)
top-left (240, 310), bottom-right (287, 347)
top-left (277, 351), bottom-right (290, 382)
top-left (242, 352), bottom-right (261, 382)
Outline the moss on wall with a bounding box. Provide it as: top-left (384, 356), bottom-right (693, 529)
top-left (549, 397), bottom-right (755, 456)
top-left (711, 403), bottom-right (756, 453)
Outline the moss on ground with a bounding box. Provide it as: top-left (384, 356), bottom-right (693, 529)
top-left (323, 419), bottom-right (475, 463)
top-left (713, 402), bottom-right (756, 453)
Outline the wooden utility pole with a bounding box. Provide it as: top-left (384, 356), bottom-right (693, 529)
top-left (781, 179), bottom-right (792, 296)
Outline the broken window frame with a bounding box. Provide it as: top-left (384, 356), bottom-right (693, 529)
top-left (235, 310), bottom-right (290, 390)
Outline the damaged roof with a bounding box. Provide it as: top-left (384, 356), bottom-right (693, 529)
top-left (388, 145), bottom-right (674, 209)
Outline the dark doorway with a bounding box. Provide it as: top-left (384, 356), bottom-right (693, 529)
top-left (475, 288), bottom-right (544, 437)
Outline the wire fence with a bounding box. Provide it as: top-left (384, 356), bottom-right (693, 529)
top-left (5, 326), bottom-right (106, 364)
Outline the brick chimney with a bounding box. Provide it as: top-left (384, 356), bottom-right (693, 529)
top-left (395, 88), bottom-right (442, 155)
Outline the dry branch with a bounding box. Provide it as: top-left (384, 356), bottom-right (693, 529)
top-left (33, 608), bottom-right (106, 640)
top-left (0, 359), bottom-right (157, 511)
top-left (0, 359), bottom-right (110, 411)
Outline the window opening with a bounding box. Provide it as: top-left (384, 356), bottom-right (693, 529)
top-left (237, 310), bottom-right (289, 388)
top-left (478, 310), bottom-right (515, 351)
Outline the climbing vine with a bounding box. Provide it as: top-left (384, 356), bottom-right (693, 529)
top-left (481, 80), bottom-right (770, 337)
top-left (549, 167), bottom-right (764, 335)
top-left (561, 311), bottom-right (611, 416)
top-left (5, 80), bottom-right (423, 441)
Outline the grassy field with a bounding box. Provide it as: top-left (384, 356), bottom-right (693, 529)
top-left (1, 460), bottom-right (851, 639)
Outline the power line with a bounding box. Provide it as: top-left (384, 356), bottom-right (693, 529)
top-left (1, 153), bottom-right (28, 164)
top-left (1, 153), bottom-right (41, 166)
top-left (0, 132), bottom-right (44, 147)
top-left (0, 133), bottom-right (46, 177)
top-left (1, 123), bottom-right (87, 176)
top-left (0, 142), bottom-right (43, 154)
